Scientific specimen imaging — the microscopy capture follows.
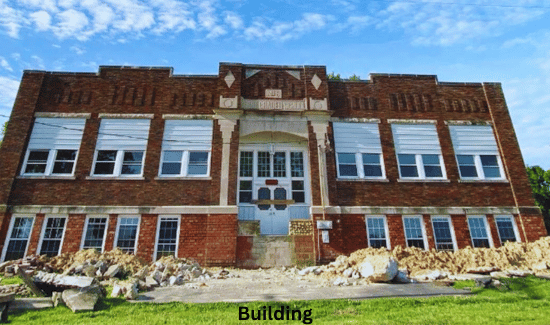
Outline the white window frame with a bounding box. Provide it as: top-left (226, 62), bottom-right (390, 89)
top-left (91, 149), bottom-right (146, 178)
top-left (113, 215), bottom-right (141, 254)
top-left (494, 215), bottom-right (521, 244)
top-left (336, 152), bottom-right (386, 179)
top-left (1, 215), bottom-right (35, 262)
top-left (455, 154), bottom-right (506, 180)
top-left (397, 153), bottom-right (447, 180)
top-left (402, 215), bottom-right (428, 250)
top-left (365, 215), bottom-right (391, 249)
top-left (467, 215), bottom-right (494, 248)
top-left (37, 215), bottom-right (68, 257)
top-left (158, 150), bottom-right (211, 177)
top-left (430, 215), bottom-right (458, 251)
top-left (153, 215), bottom-right (181, 261)
top-left (21, 149), bottom-right (80, 177)
top-left (80, 216), bottom-right (109, 252)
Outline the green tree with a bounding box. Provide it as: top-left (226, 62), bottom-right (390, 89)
top-left (526, 166), bottom-right (550, 232)
top-left (348, 74), bottom-right (361, 81)
top-left (0, 121), bottom-right (6, 147)
top-left (327, 72), bottom-right (341, 80)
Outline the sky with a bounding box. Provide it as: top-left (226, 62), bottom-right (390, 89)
top-left (0, 0), bottom-right (549, 168)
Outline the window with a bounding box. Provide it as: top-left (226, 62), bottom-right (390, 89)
top-left (155, 216), bottom-right (180, 260)
top-left (21, 118), bottom-right (86, 176)
top-left (39, 216), bottom-right (67, 257)
top-left (93, 119), bottom-right (151, 177)
top-left (2, 216), bottom-right (34, 261)
top-left (115, 216), bottom-right (140, 254)
top-left (333, 122), bottom-right (385, 179)
top-left (403, 216), bottom-right (426, 249)
top-left (392, 124), bottom-right (446, 180)
top-left (495, 215), bottom-right (519, 243)
top-left (467, 216), bottom-right (492, 248)
top-left (365, 216), bottom-right (389, 249)
top-left (431, 216), bottom-right (456, 251)
top-left (449, 125), bottom-right (505, 180)
top-left (159, 120), bottom-right (212, 177)
top-left (81, 217), bottom-right (108, 251)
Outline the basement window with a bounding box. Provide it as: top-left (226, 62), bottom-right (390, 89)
top-left (115, 216), bottom-right (140, 254)
top-left (81, 217), bottom-right (108, 251)
top-left (431, 216), bottom-right (456, 251)
top-left (365, 216), bottom-right (390, 249)
top-left (1, 215), bottom-right (34, 262)
top-left (495, 215), bottom-right (519, 243)
top-left (155, 216), bottom-right (180, 260)
top-left (39, 216), bottom-right (67, 257)
top-left (467, 216), bottom-right (493, 248)
top-left (402, 216), bottom-right (426, 249)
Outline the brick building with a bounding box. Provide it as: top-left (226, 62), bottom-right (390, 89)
top-left (0, 63), bottom-right (546, 266)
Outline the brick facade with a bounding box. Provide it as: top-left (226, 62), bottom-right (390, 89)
top-left (0, 63), bottom-right (546, 265)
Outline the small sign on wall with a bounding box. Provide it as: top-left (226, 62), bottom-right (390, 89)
top-left (317, 220), bottom-right (332, 229)
top-left (322, 230), bottom-right (330, 243)
top-left (265, 89), bottom-right (282, 98)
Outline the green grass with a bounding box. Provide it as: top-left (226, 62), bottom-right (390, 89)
top-left (0, 275), bottom-right (24, 286)
top-left (8, 276), bottom-right (550, 324)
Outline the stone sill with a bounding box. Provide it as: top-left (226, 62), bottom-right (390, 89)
top-left (154, 177), bottom-right (212, 181)
top-left (459, 179), bottom-right (509, 183)
top-left (17, 176), bottom-right (76, 180)
top-left (336, 178), bottom-right (390, 182)
top-left (85, 176), bottom-right (145, 180)
top-left (397, 179), bottom-right (451, 183)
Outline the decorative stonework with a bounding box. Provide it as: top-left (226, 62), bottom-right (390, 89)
top-left (289, 220), bottom-right (313, 235)
top-left (265, 89), bottom-right (282, 98)
top-left (286, 70), bottom-right (301, 80)
top-left (309, 98), bottom-right (328, 110)
top-left (219, 96), bottom-right (238, 109)
top-left (311, 74), bottom-right (322, 90)
top-left (241, 98), bottom-right (306, 111)
top-left (245, 69), bottom-right (261, 79)
top-left (224, 71), bottom-right (235, 88)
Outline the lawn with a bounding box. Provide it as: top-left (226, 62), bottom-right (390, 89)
top-left (8, 276), bottom-right (550, 324)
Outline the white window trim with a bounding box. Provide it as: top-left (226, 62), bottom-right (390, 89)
top-left (158, 150), bottom-right (211, 178)
top-left (456, 154), bottom-right (506, 181)
top-left (91, 150), bottom-right (146, 178)
top-left (1, 215), bottom-right (35, 262)
top-left (113, 215), bottom-right (141, 253)
top-left (80, 215), bottom-right (109, 252)
top-left (402, 215), bottom-right (429, 250)
top-left (37, 215), bottom-right (68, 257)
top-left (365, 215), bottom-right (391, 250)
top-left (336, 152), bottom-right (386, 180)
top-left (153, 215), bottom-right (181, 261)
top-left (467, 215), bottom-right (494, 248)
top-left (494, 215), bottom-right (521, 243)
top-left (431, 215), bottom-right (458, 252)
top-left (21, 149), bottom-right (80, 177)
top-left (397, 154), bottom-right (447, 180)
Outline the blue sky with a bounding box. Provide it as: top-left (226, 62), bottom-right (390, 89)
top-left (0, 0), bottom-right (549, 168)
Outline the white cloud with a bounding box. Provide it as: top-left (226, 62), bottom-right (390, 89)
top-left (29, 10), bottom-right (52, 31)
top-left (70, 46), bottom-right (86, 55)
top-left (244, 13), bottom-right (334, 41)
top-left (19, 0), bottom-right (58, 12)
top-left (52, 9), bottom-right (89, 40)
top-left (152, 0), bottom-right (195, 34)
top-left (0, 2), bottom-right (26, 38)
top-left (0, 57), bottom-right (13, 72)
top-left (0, 76), bottom-right (20, 110)
top-left (31, 55), bottom-right (45, 69)
top-left (224, 11), bottom-right (243, 29)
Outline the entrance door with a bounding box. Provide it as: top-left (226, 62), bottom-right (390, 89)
top-left (238, 148), bottom-right (308, 235)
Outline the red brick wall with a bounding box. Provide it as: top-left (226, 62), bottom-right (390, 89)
top-left (136, 214), bottom-right (157, 262)
top-left (451, 215), bottom-right (471, 249)
top-left (518, 214), bottom-right (547, 242)
top-left (387, 215), bottom-right (406, 249)
top-left (178, 215), bottom-right (207, 264)
top-left (0, 213), bottom-right (11, 255)
top-left (61, 214), bottom-right (85, 254)
top-left (423, 214), bottom-right (436, 250)
top-left (205, 214), bottom-right (237, 266)
top-left (236, 236), bottom-right (254, 268)
top-left (486, 215), bottom-right (501, 247)
top-left (103, 215), bottom-right (118, 252)
top-left (294, 235), bottom-right (315, 266)
top-left (27, 214), bottom-right (45, 255)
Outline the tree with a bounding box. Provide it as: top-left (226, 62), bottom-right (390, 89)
top-left (0, 121), bottom-right (6, 147)
top-left (348, 74), bottom-right (361, 81)
top-left (526, 166), bottom-right (550, 233)
top-left (327, 72), bottom-right (341, 80)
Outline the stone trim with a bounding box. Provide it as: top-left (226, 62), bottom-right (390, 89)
top-left (331, 117), bottom-right (381, 124)
top-left (309, 206), bottom-right (527, 215)
top-left (387, 119), bottom-right (437, 124)
top-left (17, 176), bottom-right (77, 180)
top-left (98, 113), bottom-right (154, 119)
top-left (34, 112), bottom-right (91, 119)
top-left (445, 120), bottom-right (492, 126)
top-left (9, 205), bottom-right (239, 214)
top-left (162, 114), bottom-right (213, 120)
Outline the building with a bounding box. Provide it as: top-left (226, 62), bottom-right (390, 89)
top-left (0, 63), bottom-right (546, 267)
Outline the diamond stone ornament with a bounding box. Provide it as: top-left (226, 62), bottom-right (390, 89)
top-left (225, 71), bottom-right (235, 88)
top-left (311, 74), bottom-right (322, 90)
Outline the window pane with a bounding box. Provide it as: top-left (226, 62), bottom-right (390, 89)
top-left (432, 218), bottom-right (454, 251)
top-left (94, 162), bottom-right (115, 175)
top-left (338, 153), bottom-right (356, 164)
top-left (5, 217), bottom-right (34, 261)
top-left (468, 217), bottom-right (490, 248)
top-left (163, 151), bottom-right (182, 162)
top-left (422, 154), bottom-right (439, 165)
top-left (257, 152), bottom-right (271, 177)
top-left (117, 217), bottom-right (139, 253)
top-left (363, 165), bottom-right (382, 177)
top-left (52, 162), bottom-right (74, 174)
top-left (273, 152), bottom-right (286, 177)
top-left (290, 152), bottom-right (304, 177)
top-left (28, 151), bottom-right (49, 162)
top-left (457, 155), bottom-right (475, 165)
top-left (123, 151), bottom-right (143, 163)
top-left (292, 192), bottom-right (305, 203)
top-left (97, 150), bottom-right (117, 161)
top-left (156, 218), bottom-right (178, 260)
top-left (424, 165), bottom-right (443, 177)
top-left (40, 218), bottom-right (66, 257)
top-left (189, 152), bottom-right (208, 163)
top-left (121, 164), bottom-right (142, 175)
top-left (403, 217), bottom-right (425, 249)
top-left (339, 164), bottom-right (358, 177)
top-left (239, 191), bottom-right (252, 203)
top-left (398, 154), bottom-right (416, 165)
top-left (480, 155), bottom-right (498, 166)
top-left (483, 166), bottom-right (501, 178)
top-left (292, 180), bottom-right (304, 191)
top-left (239, 151), bottom-right (253, 177)
top-left (367, 217), bottom-right (387, 248)
top-left (188, 165), bottom-right (208, 175)
top-left (496, 217), bottom-right (516, 243)
top-left (161, 162), bottom-right (181, 175)
top-left (362, 153), bottom-right (380, 164)
top-left (56, 150), bottom-right (77, 161)
top-left (25, 163), bottom-right (47, 174)
top-left (459, 166), bottom-right (478, 178)
top-left (400, 165), bottom-right (418, 177)
top-left (83, 218), bottom-right (107, 250)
